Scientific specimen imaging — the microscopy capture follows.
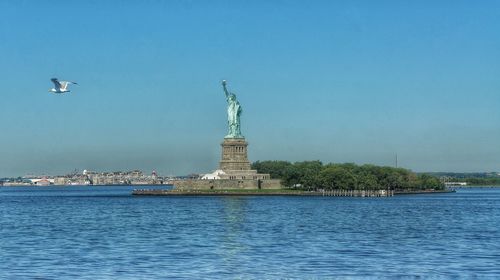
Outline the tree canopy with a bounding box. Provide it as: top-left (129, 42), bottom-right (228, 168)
top-left (252, 161), bottom-right (444, 191)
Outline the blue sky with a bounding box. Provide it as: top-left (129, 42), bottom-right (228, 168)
top-left (0, 0), bottom-right (499, 176)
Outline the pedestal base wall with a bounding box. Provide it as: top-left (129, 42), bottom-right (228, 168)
top-left (172, 179), bottom-right (282, 190)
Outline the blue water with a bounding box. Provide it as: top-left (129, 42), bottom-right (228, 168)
top-left (1, 186), bottom-right (499, 279)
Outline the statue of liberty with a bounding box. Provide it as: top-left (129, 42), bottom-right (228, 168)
top-left (222, 80), bottom-right (243, 138)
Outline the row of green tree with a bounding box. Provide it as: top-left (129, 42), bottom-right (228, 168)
top-left (252, 161), bottom-right (444, 191)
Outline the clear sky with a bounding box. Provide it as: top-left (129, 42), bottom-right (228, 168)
top-left (0, 0), bottom-right (499, 177)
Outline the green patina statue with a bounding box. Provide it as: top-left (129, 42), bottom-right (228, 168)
top-left (222, 80), bottom-right (243, 138)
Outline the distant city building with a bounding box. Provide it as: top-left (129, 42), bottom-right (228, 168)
top-left (30, 178), bottom-right (53, 186)
top-left (2, 170), bottom-right (180, 187)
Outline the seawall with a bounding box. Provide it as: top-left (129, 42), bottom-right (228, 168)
top-left (171, 179), bottom-right (282, 190)
top-left (132, 189), bottom-right (396, 197)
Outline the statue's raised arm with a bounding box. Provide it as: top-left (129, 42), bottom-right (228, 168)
top-left (222, 80), bottom-right (230, 99)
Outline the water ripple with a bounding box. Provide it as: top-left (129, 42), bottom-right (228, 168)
top-left (1, 186), bottom-right (500, 278)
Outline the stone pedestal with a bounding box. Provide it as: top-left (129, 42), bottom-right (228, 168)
top-left (218, 138), bottom-right (270, 180)
top-left (172, 137), bottom-right (281, 190)
top-left (220, 138), bottom-right (251, 171)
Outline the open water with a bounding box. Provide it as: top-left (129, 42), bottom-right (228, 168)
top-left (0, 186), bottom-right (499, 279)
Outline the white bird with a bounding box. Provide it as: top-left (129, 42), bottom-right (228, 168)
top-left (49, 78), bottom-right (78, 94)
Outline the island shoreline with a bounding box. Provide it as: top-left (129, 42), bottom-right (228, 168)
top-left (132, 189), bottom-right (455, 197)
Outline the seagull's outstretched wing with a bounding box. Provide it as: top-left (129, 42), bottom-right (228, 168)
top-left (51, 78), bottom-right (61, 91)
top-left (60, 81), bottom-right (69, 91)
top-left (59, 81), bottom-right (78, 91)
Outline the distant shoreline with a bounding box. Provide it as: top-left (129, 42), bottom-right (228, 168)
top-left (3, 184), bottom-right (498, 190)
top-left (0, 184), bottom-right (173, 187)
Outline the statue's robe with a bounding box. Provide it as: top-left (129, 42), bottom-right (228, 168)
top-left (227, 97), bottom-right (242, 137)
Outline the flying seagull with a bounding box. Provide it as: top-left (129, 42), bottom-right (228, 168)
top-left (49, 78), bottom-right (78, 94)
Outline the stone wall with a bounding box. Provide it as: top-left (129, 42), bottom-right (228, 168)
top-left (172, 179), bottom-right (282, 190)
top-left (218, 169), bottom-right (271, 180)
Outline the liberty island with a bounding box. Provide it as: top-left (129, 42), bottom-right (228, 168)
top-left (134, 81), bottom-right (441, 197)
